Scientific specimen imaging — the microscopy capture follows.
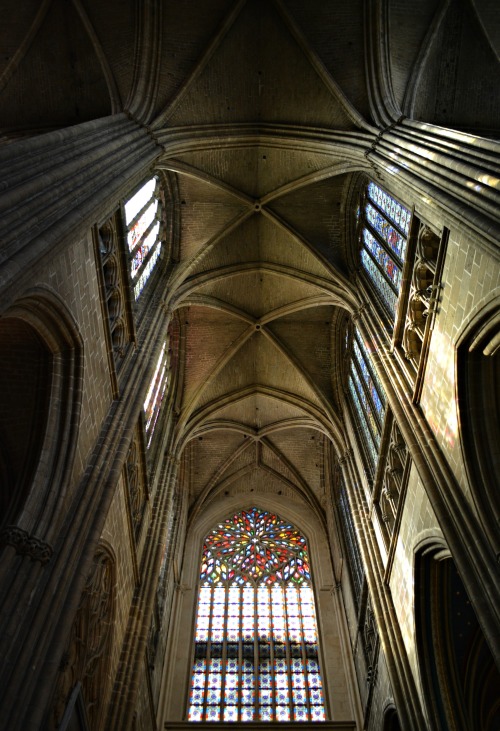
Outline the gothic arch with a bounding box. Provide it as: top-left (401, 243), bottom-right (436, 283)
top-left (159, 494), bottom-right (357, 726)
top-left (0, 289), bottom-right (83, 555)
top-left (415, 543), bottom-right (500, 731)
top-left (456, 294), bottom-right (500, 557)
top-left (382, 704), bottom-right (402, 731)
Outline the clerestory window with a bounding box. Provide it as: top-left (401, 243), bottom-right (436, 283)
top-left (358, 182), bottom-right (411, 321)
top-left (143, 341), bottom-right (168, 449)
top-left (124, 176), bottom-right (164, 300)
top-left (347, 326), bottom-right (387, 474)
top-left (187, 507), bottom-right (326, 723)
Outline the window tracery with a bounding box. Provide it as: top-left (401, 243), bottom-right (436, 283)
top-left (358, 183), bottom-right (411, 319)
top-left (96, 213), bottom-right (132, 368)
top-left (124, 425), bottom-right (148, 540)
top-left (188, 507), bottom-right (326, 723)
top-left (347, 326), bottom-right (387, 473)
top-left (144, 342), bottom-right (169, 448)
top-left (338, 475), bottom-right (364, 608)
top-left (124, 177), bottom-right (164, 300)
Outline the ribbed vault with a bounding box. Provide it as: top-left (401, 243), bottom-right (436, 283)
top-left (155, 0), bottom-right (371, 519)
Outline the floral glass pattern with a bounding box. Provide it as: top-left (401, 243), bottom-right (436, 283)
top-left (124, 177), bottom-right (163, 300)
top-left (188, 508), bottom-right (326, 722)
top-left (360, 182), bottom-right (411, 319)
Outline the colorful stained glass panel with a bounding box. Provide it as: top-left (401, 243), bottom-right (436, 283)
top-left (367, 182), bottom-right (411, 235)
top-left (188, 509), bottom-right (325, 722)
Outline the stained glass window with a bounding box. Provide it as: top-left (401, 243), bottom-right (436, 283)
top-left (338, 475), bottom-right (364, 608)
top-left (188, 507), bottom-right (326, 723)
top-left (124, 177), bottom-right (164, 300)
top-left (359, 182), bottom-right (411, 319)
top-left (348, 327), bottom-right (386, 473)
top-left (143, 342), bottom-right (168, 448)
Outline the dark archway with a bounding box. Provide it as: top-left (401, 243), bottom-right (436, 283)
top-left (416, 548), bottom-right (500, 731)
top-left (0, 317), bottom-right (51, 530)
top-left (383, 706), bottom-right (402, 731)
top-left (457, 299), bottom-right (500, 558)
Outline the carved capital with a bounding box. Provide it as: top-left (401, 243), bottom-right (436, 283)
top-left (0, 525), bottom-right (53, 565)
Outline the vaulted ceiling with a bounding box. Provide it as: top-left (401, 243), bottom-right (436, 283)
top-left (2, 0), bottom-right (499, 523)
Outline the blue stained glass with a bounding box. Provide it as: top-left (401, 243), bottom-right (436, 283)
top-left (349, 382), bottom-right (378, 466)
top-left (207, 688), bottom-right (221, 703)
top-left (207, 674), bottom-right (221, 689)
top-left (192, 673), bottom-right (206, 690)
top-left (354, 354), bottom-right (384, 421)
top-left (241, 687), bottom-right (254, 703)
top-left (188, 509), bottom-right (325, 722)
top-left (361, 250), bottom-right (398, 315)
top-left (260, 707), bottom-right (273, 721)
top-left (224, 706), bottom-right (238, 721)
top-left (311, 705), bottom-right (326, 721)
top-left (354, 336), bottom-right (386, 406)
top-left (348, 378), bottom-right (378, 469)
top-left (350, 368), bottom-right (381, 446)
top-left (190, 689), bottom-right (204, 704)
top-left (276, 674), bottom-right (289, 689)
top-left (303, 629), bottom-right (317, 642)
top-left (293, 688), bottom-right (307, 704)
top-left (260, 685), bottom-right (273, 700)
top-left (309, 687), bottom-right (324, 703)
top-left (276, 706), bottom-right (291, 721)
top-left (367, 182), bottom-right (411, 235)
top-left (365, 202), bottom-right (406, 260)
top-left (294, 705), bottom-right (308, 721)
top-left (276, 690), bottom-right (289, 704)
top-left (308, 673), bottom-right (322, 688)
top-left (206, 706), bottom-right (220, 721)
top-left (292, 673), bottom-right (306, 688)
top-left (189, 708), bottom-right (203, 722)
top-left (363, 229), bottom-right (401, 291)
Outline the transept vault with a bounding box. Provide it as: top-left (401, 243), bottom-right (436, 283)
top-left (0, 2), bottom-right (499, 731)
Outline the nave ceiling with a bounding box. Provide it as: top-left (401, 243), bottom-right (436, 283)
top-left (2, 0), bottom-right (499, 522)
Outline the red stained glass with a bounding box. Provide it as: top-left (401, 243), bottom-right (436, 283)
top-left (189, 509), bottom-right (325, 722)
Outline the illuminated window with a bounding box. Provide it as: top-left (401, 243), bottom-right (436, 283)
top-left (348, 327), bottom-right (386, 472)
top-left (359, 182), bottom-right (411, 319)
top-left (124, 177), bottom-right (163, 300)
top-left (143, 342), bottom-right (168, 448)
top-left (188, 507), bottom-right (326, 723)
top-left (338, 476), bottom-right (364, 608)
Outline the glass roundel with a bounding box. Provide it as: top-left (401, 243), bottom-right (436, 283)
top-left (188, 508), bottom-right (326, 723)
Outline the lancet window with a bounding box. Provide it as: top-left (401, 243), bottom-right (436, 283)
top-left (144, 342), bottom-right (168, 448)
top-left (347, 327), bottom-right (387, 473)
top-left (124, 177), bottom-right (164, 300)
top-left (359, 182), bottom-right (411, 319)
top-left (188, 507), bottom-right (326, 723)
top-left (338, 476), bottom-right (364, 608)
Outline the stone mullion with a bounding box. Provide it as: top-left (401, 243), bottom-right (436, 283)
top-left (356, 309), bottom-right (500, 667)
top-left (339, 452), bottom-right (426, 731)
